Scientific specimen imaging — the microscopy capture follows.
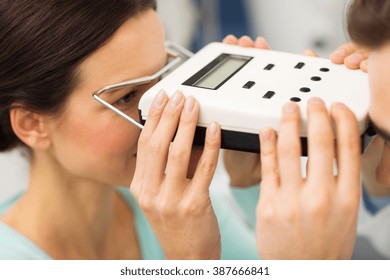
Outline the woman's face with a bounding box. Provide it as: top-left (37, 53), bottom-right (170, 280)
top-left (368, 43), bottom-right (390, 142)
top-left (367, 43), bottom-right (390, 186)
top-left (46, 9), bottom-right (167, 186)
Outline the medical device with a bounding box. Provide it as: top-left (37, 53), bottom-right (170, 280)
top-left (138, 42), bottom-right (370, 155)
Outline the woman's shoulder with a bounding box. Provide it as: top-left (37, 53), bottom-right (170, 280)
top-left (0, 222), bottom-right (51, 260)
top-left (0, 193), bottom-right (23, 216)
top-left (0, 193), bottom-right (51, 260)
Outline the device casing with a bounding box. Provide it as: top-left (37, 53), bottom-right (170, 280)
top-left (139, 42), bottom-right (370, 155)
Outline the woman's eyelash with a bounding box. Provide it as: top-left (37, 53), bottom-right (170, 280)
top-left (115, 90), bottom-right (137, 105)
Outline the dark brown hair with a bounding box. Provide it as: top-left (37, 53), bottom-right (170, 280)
top-left (0, 0), bottom-right (156, 151)
top-left (347, 0), bottom-right (390, 49)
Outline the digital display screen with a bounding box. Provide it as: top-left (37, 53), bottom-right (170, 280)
top-left (183, 53), bottom-right (252, 90)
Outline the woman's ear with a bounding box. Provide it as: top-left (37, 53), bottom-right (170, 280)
top-left (9, 107), bottom-right (52, 150)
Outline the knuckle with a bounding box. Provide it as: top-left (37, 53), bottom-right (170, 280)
top-left (180, 201), bottom-right (203, 217)
top-left (303, 192), bottom-right (331, 219)
top-left (283, 208), bottom-right (298, 224)
top-left (157, 200), bottom-right (176, 218)
top-left (344, 137), bottom-right (361, 152)
top-left (138, 197), bottom-right (155, 214)
top-left (257, 203), bottom-right (276, 224)
top-left (197, 158), bottom-right (216, 176)
top-left (261, 164), bottom-right (278, 178)
top-left (261, 144), bottom-right (275, 157)
top-left (169, 147), bottom-right (188, 165)
top-left (339, 196), bottom-right (360, 214)
top-left (147, 138), bottom-right (163, 154)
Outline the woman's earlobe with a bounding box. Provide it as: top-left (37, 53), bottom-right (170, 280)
top-left (10, 107), bottom-right (52, 150)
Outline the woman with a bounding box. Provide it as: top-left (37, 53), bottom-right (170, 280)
top-left (0, 0), bottom-right (259, 260)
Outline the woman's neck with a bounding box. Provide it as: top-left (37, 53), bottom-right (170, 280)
top-left (1, 150), bottom-right (140, 259)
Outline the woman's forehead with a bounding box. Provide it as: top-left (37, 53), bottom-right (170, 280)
top-left (76, 9), bottom-right (166, 91)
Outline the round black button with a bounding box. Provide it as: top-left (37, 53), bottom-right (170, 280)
top-left (300, 87), bottom-right (311, 93)
top-left (290, 97), bottom-right (301, 102)
top-left (320, 68), bottom-right (330, 72)
top-left (311, 76), bottom-right (322, 81)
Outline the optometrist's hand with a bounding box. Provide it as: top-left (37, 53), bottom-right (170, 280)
top-left (221, 35), bottom-right (270, 187)
top-left (330, 42), bottom-right (368, 72)
top-left (256, 98), bottom-right (362, 259)
top-left (130, 90), bottom-right (221, 260)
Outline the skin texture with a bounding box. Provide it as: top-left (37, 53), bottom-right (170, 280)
top-left (329, 43), bottom-right (390, 195)
top-left (256, 99), bottom-right (362, 259)
top-left (222, 35), bottom-right (364, 259)
top-left (365, 44), bottom-right (390, 187)
top-left (253, 40), bottom-right (390, 259)
top-left (1, 9), bottom-right (222, 260)
top-left (130, 91), bottom-right (222, 259)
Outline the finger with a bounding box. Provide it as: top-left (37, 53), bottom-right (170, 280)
top-left (331, 102), bottom-right (361, 194)
top-left (191, 121), bottom-right (221, 194)
top-left (303, 49), bottom-right (319, 57)
top-left (238, 35), bottom-right (255, 47)
top-left (329, 43), bottom-right (359, 64)
top-left (143, 90), bottom-right (185, 188)
top-left (259, 127), bottom-right (279, 194)
top-left (344, 50), bottom-right (369, 70)
top-left (360, 59), bottom-right (368, 73)
top-left (165, 96), bottom-right (199, 185)
top-left (254, 36), bottom-right (270, 50)
top-left (223, 34), bottom-right (238, 45)
top-left (131, 90), bottom-right (168, 186)
top-left (306, 98), bottom-right (335, 185)
top-left (277, 102), bottom-right (303, 188)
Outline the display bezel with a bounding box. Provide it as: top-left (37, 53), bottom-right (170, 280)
top-left (182, 53), bottom-right (253, 90)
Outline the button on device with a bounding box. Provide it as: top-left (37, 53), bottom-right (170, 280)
top-left (264, 64), bottom-right (275, 70)
top-left (263, 91), bottom-right (275, 99)
top-left (294, 62), bottom-right (305, 69)
top-left (243, 81), bottom-right (255, 89)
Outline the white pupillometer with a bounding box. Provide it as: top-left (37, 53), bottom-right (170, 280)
top-left (138, 42), bottom-right (370, 155)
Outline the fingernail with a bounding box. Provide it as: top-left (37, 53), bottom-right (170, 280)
top-left (332, 48), bottom-right (347, 58)
top-left (255, 36), bottom-right (269, 48)
top-left (255, 36), bottom-right (264, 42)
top-left (260, 128), bottom-right (272, 142)
top-left (347, 53), bottom-right (362, 65)
top-left (170, 90), bottom-right (183, 108)
top-left (207, 121), bottom-right (218, 137)
top-left (332, 102), bottom-right (347, 109)
top-left (154, 89), bottom-right (166, 107)
top-left (185, 96), bottom-right (195, 113)
top-left (283, 102), bottom-right (298, 113)
top-left (309, 97), bottom-right (324, 105)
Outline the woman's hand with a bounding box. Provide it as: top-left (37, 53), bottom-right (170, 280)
top-left (330, 42), bottom-right (368, 72)
top-left (221, 35), bottom-right (269, 187)
top-left (256, 98), bottom-right (362, 259)
top-left (130, 90), bottom-right (222, 259)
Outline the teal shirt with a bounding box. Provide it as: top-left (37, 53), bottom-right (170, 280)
top-left (0, 187), bottom-right (259, 260)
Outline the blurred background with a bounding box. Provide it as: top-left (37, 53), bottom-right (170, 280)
top-left (158, 0), bottom-right (351, 56)
top-left (0, 0), bottom-right (352, 202)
